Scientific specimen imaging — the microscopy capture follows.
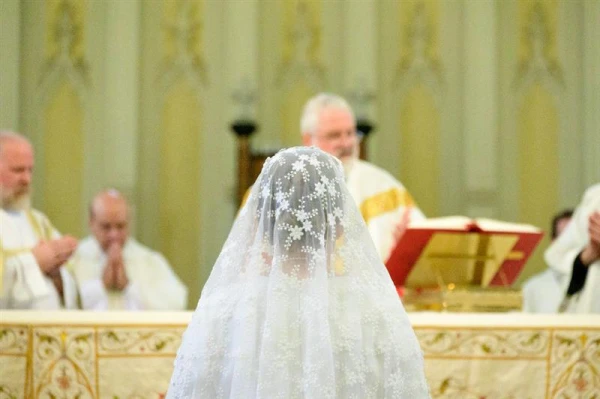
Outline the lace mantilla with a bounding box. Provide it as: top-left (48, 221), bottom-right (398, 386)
top-left (167, 147), bottom-right (430, 398)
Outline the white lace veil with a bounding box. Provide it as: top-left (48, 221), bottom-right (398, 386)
top-left (167, 147), bottom-right (429, 398)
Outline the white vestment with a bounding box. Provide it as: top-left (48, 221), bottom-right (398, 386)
top-left (521, 268), bottom-right (565, 313)
top-left (545, 184), bottom-right (600, 313)
top-left (0, 209), bottom-right (79, 309)
top-left (70, 236), bottom-right (188, 310)
top-left (345, 159), bottom-right (425, 262)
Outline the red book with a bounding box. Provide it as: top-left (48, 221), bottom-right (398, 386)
top-left (385, 217), bottom-right (544, 288)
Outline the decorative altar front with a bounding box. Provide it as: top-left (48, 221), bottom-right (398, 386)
top-left (1, 311), bottom-right (598, 398)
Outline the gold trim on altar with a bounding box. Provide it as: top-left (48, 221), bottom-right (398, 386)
top-left (2, 312), bottom-right (599, 398)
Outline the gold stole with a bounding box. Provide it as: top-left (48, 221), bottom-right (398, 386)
top-left (359, 187), bottom-right (416, 225)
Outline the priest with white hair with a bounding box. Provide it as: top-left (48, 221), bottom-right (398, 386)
top-left (0, 130), bottom-right (79, 309)
top-left (300, 93), bottom-right (425, 263)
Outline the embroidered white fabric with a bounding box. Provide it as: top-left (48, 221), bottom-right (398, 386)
top-left (167, 147), bottom-right (430, 398)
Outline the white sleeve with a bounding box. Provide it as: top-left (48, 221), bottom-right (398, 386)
top-left (1, 252), bottom-right (51, 309)
top-left (544, 202), bottom-right (589, 294)
top-left (128, 253), bottom-right (188, 310)
top-left (69, 246), bottom-right (111, 310)
top-left (122, 283), bottom-right (143, 310)
top-left (78, 279), bottom-right (109, 310)
top-left (59, 267), bottom-right (81, 310)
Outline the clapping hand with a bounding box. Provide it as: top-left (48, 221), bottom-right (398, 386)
top-left (581, 211), bottom-right (600, 265)
top-left (32, 236), bottom-right (78, 275)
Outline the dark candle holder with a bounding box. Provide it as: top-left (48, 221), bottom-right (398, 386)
top-left (356, 118), bottom-right (374, 160)
top-left (231, 120), bottom-right (258, 137)
top-left (231, 119), bottom-right (258, 204)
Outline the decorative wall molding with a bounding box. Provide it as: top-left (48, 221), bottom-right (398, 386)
top-left (0, 0), bottom-right (22, 129)
top-left (159, 0), bottom-right (206, 94)
top-left (582, 0), bottom-right (600, 186)
top-left (277, 1), bottom-right (325, 91)
top-left (515, 3), bottom-right (564, 100)
top-left (37, 0), bottom-right (88, 107)
top-left (395, 3), bottom-right (443, 108)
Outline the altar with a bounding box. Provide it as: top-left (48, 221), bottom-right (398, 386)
top-left (1, 311), bottom-right (598, 398)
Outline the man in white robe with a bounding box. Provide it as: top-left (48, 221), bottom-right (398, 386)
top-left (522, 209), bottom-right (573, 313)
top-left (544, 184), bottom-right (600, 313)
top-left (69, 190), bottom-right (188, 310)
top-left (300, 93), bottom-right (425, 262)
top-left (0, 131), bottom-right (79, 309)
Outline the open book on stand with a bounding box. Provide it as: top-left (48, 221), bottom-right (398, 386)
top-left (385, 216), bottom-right (544, 311)
top-left (386, 216), bottom-right (544, 287)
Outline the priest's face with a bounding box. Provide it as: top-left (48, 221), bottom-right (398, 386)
top-left (0, 139), bottom-right (34, 210)
top-left (304, 107), bottom-right (358, 164)
top-left (90, 197), bottom-right (130, 252)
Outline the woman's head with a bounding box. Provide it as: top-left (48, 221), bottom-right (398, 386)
top-left (254, 147), bottom-right (347, 261)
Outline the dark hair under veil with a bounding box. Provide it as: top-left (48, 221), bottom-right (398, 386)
top-left (167, 147), bottom-right (430, 398)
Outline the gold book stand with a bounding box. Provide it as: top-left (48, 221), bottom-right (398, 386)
top-left (401, 232), bottom-right (524, 312)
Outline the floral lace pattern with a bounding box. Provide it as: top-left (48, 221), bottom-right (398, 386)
top-left (167, 147), bottom-right (430, 398)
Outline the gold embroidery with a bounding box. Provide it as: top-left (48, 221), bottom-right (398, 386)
top-left (360, 187), bottom-right (416, 224)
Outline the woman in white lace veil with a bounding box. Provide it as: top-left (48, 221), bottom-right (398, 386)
top-left (167, 147), bottom-right (430, 398)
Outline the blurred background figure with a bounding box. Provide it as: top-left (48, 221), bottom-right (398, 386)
top-left (69, 189), bottom-right (187, 310)
top-left (522, 209), bottom-right (573, 313)
top-left (300, 93), bottom-right (425, 263)
top-left (545, 184), bottom-right (600, 314)
top-left (0, 131), bottom-right (79, 309)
